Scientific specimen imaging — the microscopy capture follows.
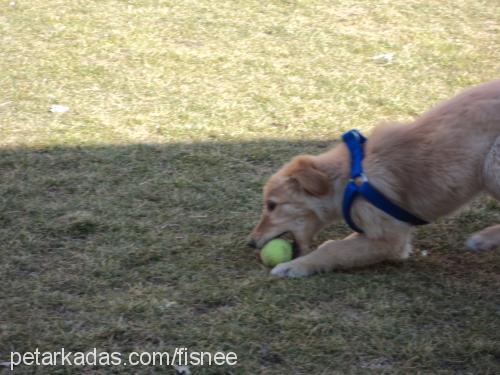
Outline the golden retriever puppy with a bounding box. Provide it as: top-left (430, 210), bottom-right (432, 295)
top-left (248, 80), bottom-right (500, 277)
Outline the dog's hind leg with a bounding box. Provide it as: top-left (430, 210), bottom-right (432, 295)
top-left (466, 136), bottom-right (500, 251)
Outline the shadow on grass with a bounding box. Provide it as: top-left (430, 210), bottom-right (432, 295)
top-left (1, 140), bottom-right (499, 374)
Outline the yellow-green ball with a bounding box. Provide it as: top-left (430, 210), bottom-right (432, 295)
top-left (260, 239), bottom-right (293, 267)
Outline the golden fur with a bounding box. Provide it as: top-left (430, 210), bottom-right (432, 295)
top-left (248, 80), bottom-right (500, 277)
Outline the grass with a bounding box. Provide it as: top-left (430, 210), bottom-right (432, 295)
top-left (1, 0), bottom-right (500, 373)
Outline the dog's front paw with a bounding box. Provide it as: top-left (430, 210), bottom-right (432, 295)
top-left (270, 259), bottom-right (315, 278)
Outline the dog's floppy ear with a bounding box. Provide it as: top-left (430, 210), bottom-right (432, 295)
top-left (287, 156), bottom-right (330, 196)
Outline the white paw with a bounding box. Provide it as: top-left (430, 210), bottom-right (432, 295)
top-left (270, 260), bottom-right (314, 278)
top-left (465, 234), bottom-right (497, 251)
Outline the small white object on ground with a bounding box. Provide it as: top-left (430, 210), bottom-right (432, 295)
top-left (173, 365), bottom-right (191, 374)
top-left (420, 250), bottom-right (429, 257)
top-left (50, 104), bottom-right (69, 113)
top-left (160, 300), bottom-right (177, 310)
top-left (373, 53), bottom-right (394, 64)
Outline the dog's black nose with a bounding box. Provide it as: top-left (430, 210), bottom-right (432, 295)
top-left (247, 238), bottom-right (257, 248)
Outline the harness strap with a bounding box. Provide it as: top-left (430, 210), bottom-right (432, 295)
top-left (341, 129), bottom-right (429, 233)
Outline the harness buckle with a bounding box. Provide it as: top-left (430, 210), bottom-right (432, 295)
top-left (350, 173), bottom-right (368, 186)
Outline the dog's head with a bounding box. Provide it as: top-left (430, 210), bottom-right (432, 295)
top-left (248, 155), bottom-right (333, 254)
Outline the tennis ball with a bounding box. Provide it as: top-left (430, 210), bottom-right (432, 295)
top-left (260, 239), bottom-right (293, 267)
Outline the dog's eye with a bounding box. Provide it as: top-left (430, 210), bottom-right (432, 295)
top-left (267, 201), bottom-right (277, 211)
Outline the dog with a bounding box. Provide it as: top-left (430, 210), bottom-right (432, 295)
top-left (248, 80), bottom-right (500, 277)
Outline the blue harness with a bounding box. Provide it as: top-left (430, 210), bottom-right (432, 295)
top-left (341, 129), bottom-right (429, 233)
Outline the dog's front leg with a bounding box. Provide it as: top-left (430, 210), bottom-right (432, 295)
top-left (271, 233), bottom-right (410, 278)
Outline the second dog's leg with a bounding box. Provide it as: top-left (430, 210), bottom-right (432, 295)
top-left (271, 232), bottom-right (411, 278)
